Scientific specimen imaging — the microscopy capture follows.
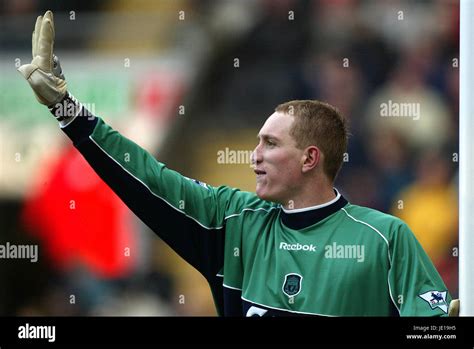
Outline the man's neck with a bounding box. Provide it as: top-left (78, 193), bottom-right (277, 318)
top-left (280, 189), bottom-right (347, 229)
top-left (282, 186), bottom-right (337, 210)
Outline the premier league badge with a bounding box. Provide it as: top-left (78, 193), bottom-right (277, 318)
top-left (419, 290), bottom-right (448, 313)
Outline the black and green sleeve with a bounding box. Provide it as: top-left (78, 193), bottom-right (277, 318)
top-left (53, 95), bottom-right (237, 287)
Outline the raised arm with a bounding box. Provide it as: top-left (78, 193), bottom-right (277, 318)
top-left (17, 10), bottom-right (232, 281)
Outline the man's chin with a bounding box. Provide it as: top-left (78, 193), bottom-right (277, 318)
top-left (255, 187), bottom-right (268, 200)
top-left (256, 188), bottom-right (282, 204)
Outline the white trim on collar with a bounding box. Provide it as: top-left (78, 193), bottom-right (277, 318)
top-left (281, 188), bottom-right (341, 214)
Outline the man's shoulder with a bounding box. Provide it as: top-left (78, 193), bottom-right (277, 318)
top-left (215, 186), bottom-right (278, 214)
top-left (341, 203), bottom-right (408, 237)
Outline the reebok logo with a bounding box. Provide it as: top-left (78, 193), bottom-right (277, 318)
top-left (279, 242), bottom-right (317, 252)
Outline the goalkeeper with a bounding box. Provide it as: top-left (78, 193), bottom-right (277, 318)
top-left (19, 11), bottom-right (457, 316)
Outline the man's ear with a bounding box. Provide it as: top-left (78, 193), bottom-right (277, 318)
top-left (301, 146), bottom-right (320, 173)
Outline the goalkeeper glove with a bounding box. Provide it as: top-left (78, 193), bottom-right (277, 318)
top-left (18, 10), bottom-right (67, 107)
top-left (448, 299), bottom-right (460, 317)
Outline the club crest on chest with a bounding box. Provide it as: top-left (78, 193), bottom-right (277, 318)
top-left (282, 273), bottom-right (303, 297)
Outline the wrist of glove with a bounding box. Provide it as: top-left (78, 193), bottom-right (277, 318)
top-left (48, 91), bottom-right (88, 127)
top-left (17, 10), bottom-right (67, 107)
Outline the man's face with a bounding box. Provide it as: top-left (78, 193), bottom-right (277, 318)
top-left (252, 112), bottom-right (305, 204)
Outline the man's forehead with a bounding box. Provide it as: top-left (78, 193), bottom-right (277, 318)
top-left (258, 112), bottom-right (293, 138)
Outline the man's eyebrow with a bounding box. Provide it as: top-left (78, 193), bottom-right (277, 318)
top-left (257, 134), bottom-right (280, 142)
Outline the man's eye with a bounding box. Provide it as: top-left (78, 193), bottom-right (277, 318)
top-left (266, 141), bottom-right (275, 147)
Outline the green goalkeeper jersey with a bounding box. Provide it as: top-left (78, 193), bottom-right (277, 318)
top-left (59, 106), bottom-right (451, 317)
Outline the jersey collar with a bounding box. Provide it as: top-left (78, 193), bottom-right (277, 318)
top-left (280, 188), bottom-right (348, 230)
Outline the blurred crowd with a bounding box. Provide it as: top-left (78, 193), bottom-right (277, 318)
top-left (0, 0), bottom-right (459, 315)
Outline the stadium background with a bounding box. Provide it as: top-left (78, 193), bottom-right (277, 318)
top-left (0, 0), bottom-right (459, 315)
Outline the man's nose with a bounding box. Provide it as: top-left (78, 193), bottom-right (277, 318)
top-left (251, 146), bottom-right (262, 165)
